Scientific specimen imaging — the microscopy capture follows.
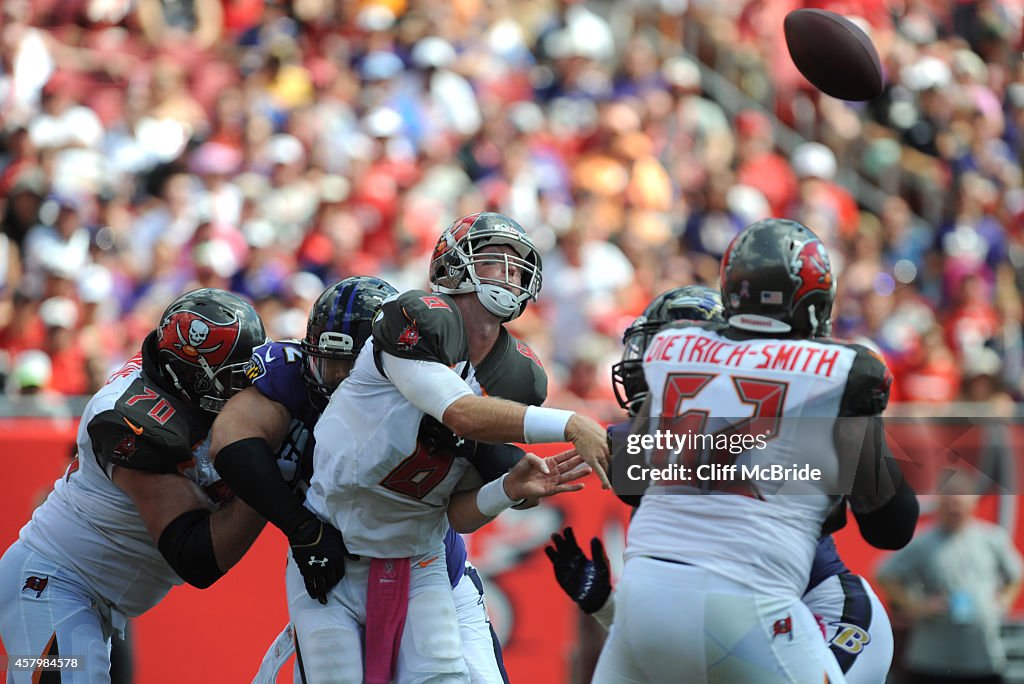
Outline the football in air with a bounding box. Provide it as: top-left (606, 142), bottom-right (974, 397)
top-left (784, 9), bottom-right (884, 101)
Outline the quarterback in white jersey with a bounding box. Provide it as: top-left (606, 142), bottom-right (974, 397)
top-left (594, 219), bottom-right (918, 684)
top-left (0, 289), bottom-right (267, 683)
top-left (293, 212), bottom-right (608, 684)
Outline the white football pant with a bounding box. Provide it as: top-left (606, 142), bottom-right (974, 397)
top-left (0, 542), bottom-right (120, 684)
top-left (286, 542), bottom-right (469, 684)
top-left (593, 557), bottom-right (846, 684)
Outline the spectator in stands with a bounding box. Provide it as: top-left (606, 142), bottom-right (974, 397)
top-left (734, 109), bottom-right (797, 217)
top-left (37, 295), bottom-right (87, 395)
top-left (22, 193), bottom-right (91, 296)
top-left (878, 478), bottom-right (1023, 684)
top-left (136, 0), bottom-right (223, 53)
top-left (0, 0), bottom-right (1017, 408)
top-left (790, 141), bottom-right (859, 241)
top-left (8, 348), bottom-right (70, 418)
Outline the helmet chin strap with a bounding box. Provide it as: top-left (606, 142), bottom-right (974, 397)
top-left (476, 283), bottom-right (520, 321)
top-left (163, 363), bottom-right (186, 396)
top-left (807, 305), bottom-right (819, 336)
top-left (197, 354), bottom-right (226, 396)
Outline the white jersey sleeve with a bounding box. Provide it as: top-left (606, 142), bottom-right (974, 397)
top-left (379, 352), bottom-right (474, 421)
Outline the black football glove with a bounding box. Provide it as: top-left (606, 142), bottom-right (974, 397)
top-left (288, 516), bottom-right (359, 605)
top-left (544, 527), bottom-right (612, 614)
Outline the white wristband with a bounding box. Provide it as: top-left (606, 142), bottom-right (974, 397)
top-left (476, 474), bottom-right (523, 517)
top-left (592, 592), bottom-right (616, 631)
top-left (523, 406), bottom-right (574, 444)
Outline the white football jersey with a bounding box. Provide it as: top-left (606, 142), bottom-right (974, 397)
top-left (19, 364), bottom-right (224, 617)
top-left (306, 340), bottom-right (479, 558)
top-left (626, 324), bottom-right (859, 598)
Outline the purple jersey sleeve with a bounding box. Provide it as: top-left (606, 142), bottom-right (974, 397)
top-left (245, 340), bottom-right (309, 419)
top-left (445, 527), bottom-right (468, 588)
top-left (804, 535), bottom-right (850, 594)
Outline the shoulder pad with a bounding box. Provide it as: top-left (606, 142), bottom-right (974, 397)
top-left (247, 340), bottom-right (308, 417)
top-left (475, 331), bottom-right (548, 406)
top-left (372, 290), bottom-right (468, 365)
top-left (837, 343), bottom-right (892, 416)
top-left (88, 376), bottom-right (207, 475)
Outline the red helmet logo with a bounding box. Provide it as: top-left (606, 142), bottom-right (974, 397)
top-left (432, 213), bottom-right (480, 261)
top-left (791, 240), bottom-right (833, 304)
top-left (158, 311), bottom-right (241, 367)
top-left (720, 232), bottom-right (740, 278)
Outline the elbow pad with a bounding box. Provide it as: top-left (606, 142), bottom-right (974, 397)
top-left (157, 509), bottom-right (224, 589)
top-left (853, 478), bottom-right (919, 550)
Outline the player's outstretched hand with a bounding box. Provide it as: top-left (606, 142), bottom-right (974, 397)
top-left (566, 414), bottom-right (612, 489)
top-left (288, 517), bottom-right (360, 605)
top-left (504, 449), bottom-right (591, 503)
top-left (544, 527), bottom-right (612, 614)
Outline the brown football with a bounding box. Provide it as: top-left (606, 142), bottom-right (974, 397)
top-left (784, 9), bottom-right (884, 101)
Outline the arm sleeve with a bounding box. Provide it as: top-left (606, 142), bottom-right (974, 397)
top-left (213, 437), bottom-right (311, 537)
top-left (471, 443), bottom-right (526, 483)
top-left (837, 414), bottom-right (919, 549)
top-left (844, 416), bottom-right (910, 512)
top-left (380, 352), bottom-right (474, 421)
top-left (851, 478), bottom-right (919, 550)
top-left (157, 508), bottom-right (224, 589)
top-left (608, 412), bottom-right (649, 507)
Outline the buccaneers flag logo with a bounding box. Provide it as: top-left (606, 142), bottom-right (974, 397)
top-left (397, 322), bottom-right (420, 351)
top-left (158, 311), bottom-right (241, 367)
top-left (791, 240), bottom-right (833, 304)
top-left (23, 575), bottom-right (48, 598)
top-left (432, 213), bottom-right (480, 262)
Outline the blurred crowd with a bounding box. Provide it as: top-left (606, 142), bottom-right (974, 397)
top-left (2, 0), bottom-right (1024, 414)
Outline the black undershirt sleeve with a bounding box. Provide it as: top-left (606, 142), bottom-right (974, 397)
top-left (852, 477), bottom-right (918, 549)
top-left (845, 416), bottom-right (919, 549)
top-left (213, 437), bottom-right (313, 537)
top-left (157, 509), bottom-right (223, 589)
top-left (471, 442), bottom-right (526, 483)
